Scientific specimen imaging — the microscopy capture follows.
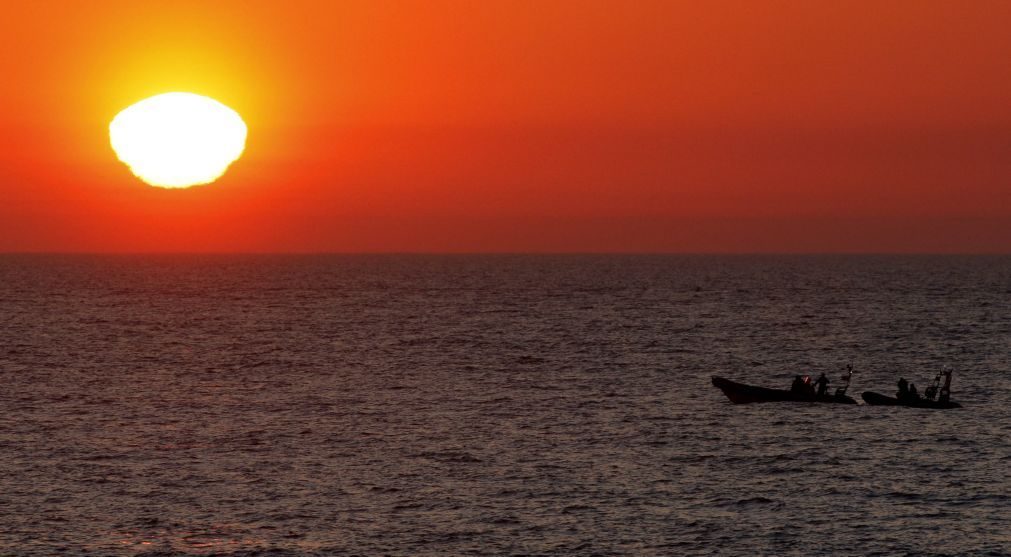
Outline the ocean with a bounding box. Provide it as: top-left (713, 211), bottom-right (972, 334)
top-left (1, 254), bottom-right (1008, 556)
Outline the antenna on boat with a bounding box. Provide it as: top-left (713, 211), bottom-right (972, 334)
top-left (924, 369), bottom-right (943, 400)
top-left (925, 366), bottom-right (953, 401)
top-left (834, 364), bottom-right (854, 397)
top-left (938, 366), bottom-right (953, 404)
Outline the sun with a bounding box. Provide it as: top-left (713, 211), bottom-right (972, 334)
top-left (109, 92), bottom-right (247, 189)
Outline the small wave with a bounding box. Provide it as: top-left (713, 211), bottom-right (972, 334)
top-left (735, 496), bottom-right (780, 506)
top-left (412, 450), bottom-right (484, 463)
top-left (883, 491), bottom-right (925, 501)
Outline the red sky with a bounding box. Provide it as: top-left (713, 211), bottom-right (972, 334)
top-left (1, 0), bottom-right (1010, 252)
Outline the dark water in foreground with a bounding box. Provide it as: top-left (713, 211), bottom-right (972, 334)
top-left (1, 255), bottom-right (1009, 556)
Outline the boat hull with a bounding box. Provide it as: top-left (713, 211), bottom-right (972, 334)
top-left (712, 376), bottom-right (857, 405)
top-left (861, 391), bottom-right (961, 409)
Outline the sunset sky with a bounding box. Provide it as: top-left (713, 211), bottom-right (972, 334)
top-left (2, 0), bottom-right (1009, 252)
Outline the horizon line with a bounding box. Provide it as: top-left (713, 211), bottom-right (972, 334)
top-left (1, 251), bottom-right (1010, 257)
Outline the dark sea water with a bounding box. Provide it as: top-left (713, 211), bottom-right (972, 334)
top-left (1, 255), bottom-right (1009, 556)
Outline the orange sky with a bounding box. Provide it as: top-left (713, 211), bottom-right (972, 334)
top-left (1, 0), bottom-right (1010, 252)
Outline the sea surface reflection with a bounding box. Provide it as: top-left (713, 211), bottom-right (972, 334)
top-left (1, 255), bottom-right (1008, 556)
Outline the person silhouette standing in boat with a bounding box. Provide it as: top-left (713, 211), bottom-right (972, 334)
top-left (814, 373), bottom-right (829, 397)
top-left (897, 377), bottom-right (909, 400)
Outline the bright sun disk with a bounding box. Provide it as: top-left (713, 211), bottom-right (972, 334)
top-left (109, 92), bottom-right (247, 188)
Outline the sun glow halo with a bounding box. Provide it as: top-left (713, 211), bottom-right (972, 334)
top-left (110, 92), bottom-right (247, 188)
